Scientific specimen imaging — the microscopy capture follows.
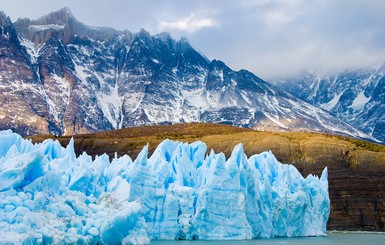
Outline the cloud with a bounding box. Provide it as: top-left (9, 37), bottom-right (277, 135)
top-left (262, 9), bottom-right (295, 27)
top-left (158, 11), bottom-right (217, 33)
top-left (237, 41), bottom-right (385, 80)
top-left (257, 0), bottom-right (318, 28)
top-left (1, 0), bottom-right (385, 80)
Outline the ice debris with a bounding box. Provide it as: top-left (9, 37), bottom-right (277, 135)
top-left (0, 130), bottom-right (330, 243)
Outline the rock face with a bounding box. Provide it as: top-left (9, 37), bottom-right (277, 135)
top-left (275, 67), bottom-right (385, 143)
top-left (0, 11), bottom-right (50, 135)
top-left (0, 9), bottom-right (370, 140)
top-left (291, 142), bottom-right (385, 231)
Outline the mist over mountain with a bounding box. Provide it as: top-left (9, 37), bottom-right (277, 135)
top-left (274, 66), bottom-right (385, 143)
top-left (0, 8), bottom-right (371, 141)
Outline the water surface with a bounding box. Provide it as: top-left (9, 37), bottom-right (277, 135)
top-left (152, 232), bottom-right (385, 245)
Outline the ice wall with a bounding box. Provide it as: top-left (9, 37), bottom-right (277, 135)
top-left (0, 130), bottom-right (330, 243)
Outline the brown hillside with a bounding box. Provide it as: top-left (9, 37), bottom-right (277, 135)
top-left (28, 122), bottom-right (385, 231)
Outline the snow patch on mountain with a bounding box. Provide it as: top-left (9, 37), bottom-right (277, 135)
top-left (350, 91), bottom-right (371, 111)
top-left (20, 38), bottom-right (42, 64)
top-left (320, 92), bottom-right (344, 111)
top-left (96, 85), bottom-right (123, 129)
top-left (30, 24), bottom-right (65, 31)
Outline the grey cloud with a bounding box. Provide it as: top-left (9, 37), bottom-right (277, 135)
top-left (1, 0), bottom-right (384, 79)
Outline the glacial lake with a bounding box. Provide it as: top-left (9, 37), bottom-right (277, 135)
top-left (152, 231), bottom-right (385, 245)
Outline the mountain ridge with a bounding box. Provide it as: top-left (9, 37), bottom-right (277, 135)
top-left (274, 66), bottom-right (385, 143)
top-left (0, 8), bottom-right (372, 141)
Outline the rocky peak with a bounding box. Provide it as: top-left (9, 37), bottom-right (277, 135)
top-left (173, 37), bottom-right (209, 72)
top-left (14, 8), bottom-right (120, 44)
top-left (178, 36), bottom-right (195, 51)
top-left (154, 31), bottom-right (172, 41)
top-left (0, 11), bottom-right (22, 47)
top-left (209, 59), bottom-right (227, 69)
top-left (14, 8), bottom-right (77, 45)
top-left (137, 28), bottom-right (151, 37)
top-left (36, 7), bottom-right (75, 26)
top-left (205, 60), bottom-right (232, 90)
top-left (179, 36), bottom-right (191, 45)
top-left (0, 11), bottom-right (11, 27)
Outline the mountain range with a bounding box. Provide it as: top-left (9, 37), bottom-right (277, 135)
top-left (0, 8), bottom-right (374, 142)
top-left (275, 67), bottom-right (385, 143)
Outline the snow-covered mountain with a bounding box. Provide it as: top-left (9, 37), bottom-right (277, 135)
top-left (0, 8), bottom-right (370, 140)
top-left (274, 66), bottom-right (385, 143)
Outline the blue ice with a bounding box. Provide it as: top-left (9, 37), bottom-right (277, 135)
top-left (0, 130), bottom-right (330, 243)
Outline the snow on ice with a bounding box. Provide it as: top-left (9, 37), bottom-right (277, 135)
top-left (0, 130), bottom-right (330, 243)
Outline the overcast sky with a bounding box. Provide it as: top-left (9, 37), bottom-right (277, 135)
top-left (1, 0), bottom-right (385, 80)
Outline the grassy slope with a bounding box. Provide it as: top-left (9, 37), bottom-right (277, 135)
top-left (28, 122), bottom-right (385, 231)
top-left (29, 122), bottom-right (385, 162)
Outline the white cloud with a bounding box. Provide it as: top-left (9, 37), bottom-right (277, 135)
top-left (158, 12), bottom-right (217, 33)
top-left (262, 9), bottom-right (295, 27)
top-left (259, 0), bottom-right (308, 27)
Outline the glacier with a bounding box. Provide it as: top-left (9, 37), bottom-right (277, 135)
top-left (0, 130), bottom-right (330, 244)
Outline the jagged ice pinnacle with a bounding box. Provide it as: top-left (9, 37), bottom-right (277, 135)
top-left (0, 130), bottom-right (330, 243)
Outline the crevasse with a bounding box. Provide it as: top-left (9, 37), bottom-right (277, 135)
top-left (0, 130), bottom-right (330, 244)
